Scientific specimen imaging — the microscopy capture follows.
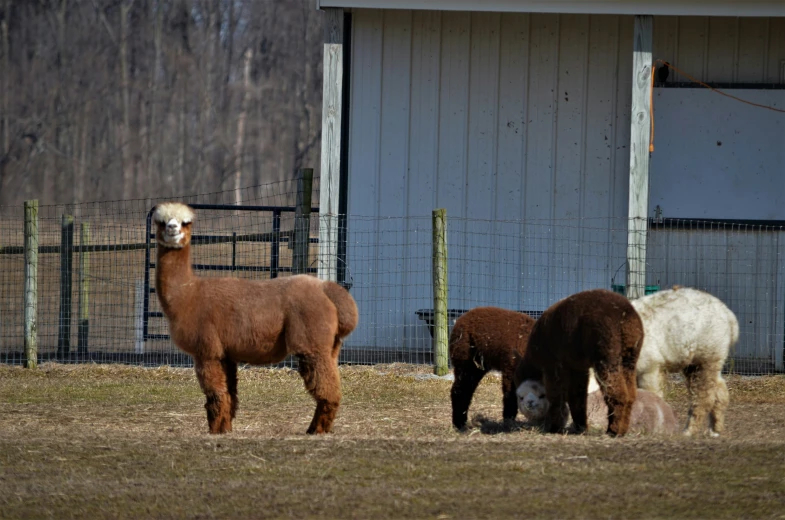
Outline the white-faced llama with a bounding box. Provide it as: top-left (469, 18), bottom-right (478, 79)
top-left (514, 289), bottom-right (644, 436)
top-left (448, 306), bottom-right (536, 429)
top-left (152, 202), bottom-right (358, 435)
top-left (631, 286), bottom-right (738, 437)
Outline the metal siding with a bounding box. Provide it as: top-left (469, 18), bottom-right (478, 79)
top-left (464, 12), bottom-right (501, 306)
top-left (346, 9), bottom-right (383, 348)
top-left (345, 10), bottom-right (785, 356)
top-left (654, 16), bottom-right (785, 83)
top-left (648, 228), bottom-right (785, 371)
top-left (375, 10), bottom-right (412, 349)
top-left (494, 13), bottom-right (529, 310)
top-left (405, 11), bottom-right (442, 349)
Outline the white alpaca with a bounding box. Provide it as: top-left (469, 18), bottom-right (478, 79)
top-left (518, 373), bottom-right (679, 435)
top-left (631, 286), bottom-right (738, 437)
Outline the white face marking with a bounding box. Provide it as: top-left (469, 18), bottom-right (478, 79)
top-left (516, 380), bottom-right (549, 421)
top-left (165, 218), bottom-right (184, 242)
top-left (152, 203), bottom-right (194, 249)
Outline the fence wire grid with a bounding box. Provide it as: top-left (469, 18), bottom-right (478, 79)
top-left (1, 182), bottom-right (784, 374)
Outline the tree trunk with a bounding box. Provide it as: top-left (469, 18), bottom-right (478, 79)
top-left (119, 0), bottom-right (134, 199)
top-left (233, 48), bottom-right (252, 206)
top-left (147, 0), bottom-right (162, 194)
top-left (1, 0), bottom-right (9, 155)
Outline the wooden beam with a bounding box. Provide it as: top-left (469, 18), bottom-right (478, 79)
top-left (316, 0), bottom-right (785, 17)
top-left (318, 7), bottom-right (344, 282)
top-left (626, 15), bottom-right (653, 300)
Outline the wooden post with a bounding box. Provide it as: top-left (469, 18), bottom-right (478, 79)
top-left (432, 208), bottom-right (449, 376)
top-left (317, 7), bottom-right (343, 282)
top-left (626, 15), bottom-right (653, 300)
top-left (57, 213), bottom-right (74, 356)
top-left (24, 200), bottom-right (39, 369)
top-left (293, 167), bottom-right (314, 275)
top-left (77, 222), bottom-right (90, 355)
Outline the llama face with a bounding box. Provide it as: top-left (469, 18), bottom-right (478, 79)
top-left (517, 379), bottom-right (548, 421)
top-left (152, 202), bottom-right (195, 249)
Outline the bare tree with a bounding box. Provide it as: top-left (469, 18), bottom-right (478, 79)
top-left (0, 0), bottom-right (325, 206)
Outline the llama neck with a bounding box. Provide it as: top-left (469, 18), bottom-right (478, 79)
top-left (155, 244), bottom-right (197, 315)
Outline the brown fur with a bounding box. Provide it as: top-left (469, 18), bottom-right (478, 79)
top-left (515, 289), bottom-right (644, 437)
top-left (152, 203), bottom-right (358, 435)
top-left (585, 389), bottom-right (680, 435)
top-left (448, 307), bottom-right (535, 429)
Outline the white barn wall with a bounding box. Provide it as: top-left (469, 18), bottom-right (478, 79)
top-left (343, 9), bottom-right (785, 352)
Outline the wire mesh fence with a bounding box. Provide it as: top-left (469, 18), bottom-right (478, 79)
top-left (1, 183), bottom-right (784, 374)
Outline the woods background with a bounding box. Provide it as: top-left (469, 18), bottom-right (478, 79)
top-left (0, 0), bottom-right (324, 206)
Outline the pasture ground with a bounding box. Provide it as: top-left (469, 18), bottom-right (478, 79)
top-left (1, 363), bottom-right (784, 519)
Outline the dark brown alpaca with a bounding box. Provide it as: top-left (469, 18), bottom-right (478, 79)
top-left (152, 202), bottom-right (358, 435)
top-left (515, 289), bottom-right (644, 437)
top-left (449, 307), bottom-right (535, 429)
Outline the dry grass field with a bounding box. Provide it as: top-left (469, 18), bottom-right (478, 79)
top-left (1, 363), bottom-right (785, 519)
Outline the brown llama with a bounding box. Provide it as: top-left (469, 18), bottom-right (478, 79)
top-left (152, 202), bottom-right (358, 435)
top-left (515, 289), bottom-right (644, 437)
top-left (448, 307), bottom-right (535, 430)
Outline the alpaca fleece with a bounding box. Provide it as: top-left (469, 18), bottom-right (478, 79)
top-left (585, 389), bottom-right (679, 435)
top-left (152, 202), bottom-right (358, 435)
top-left (448, 307), bottom-right (535, 429)
top-left (515, 289), bottom-right (644, 436)
top-left (632, 286), bottom-right (738, 436)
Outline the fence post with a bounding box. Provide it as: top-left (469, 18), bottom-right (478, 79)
top-left (292, 167), bottom-right (313, 275)
top-left (57, 213), bottom-right (74, 357)
top-left (24, 200), bottom-right (38, 369)
top-left (432, 208), bottom-right (449, 376)
top-left (77, 222), bottom-right (90, 355)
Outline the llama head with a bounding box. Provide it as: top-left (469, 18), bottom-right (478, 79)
top-left (516, 379), bottom-right (549, 422)
top-left (152, 202), bottom-right (195, 249)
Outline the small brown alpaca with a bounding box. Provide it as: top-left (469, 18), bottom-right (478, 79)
top-left (152, 202), bottom-right (358, 435)
top-left (449, 307), bottom-right (535, 429)
top-left (515, 289), bottom-right (644, 437)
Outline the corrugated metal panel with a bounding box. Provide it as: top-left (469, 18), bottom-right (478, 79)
top-left (344, 10), bottom-right (785, 352)
top-left (648, 228), bottom-right (785, 371)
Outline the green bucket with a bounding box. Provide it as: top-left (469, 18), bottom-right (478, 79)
top-left (611, 284), bottom-right (660, 296)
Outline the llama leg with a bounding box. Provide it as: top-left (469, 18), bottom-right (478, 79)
top-left (501, 366), bottom-right (519, 424)
top-left (298, 354), bottom-right (342, 434)
top-left (708, 373), bottom-right (729, 437)
top-left (596, 366), bottom-right (634, 437)
top-left (683, 364), bottom-right (707, 436)
top-left (637, 368), bottom-right (664, 398)
top-left (451, 362), bottom-right (486, 430)
top-left (222, 358), bottom-right (239, 420)
top-left (684, 363), bottom-right (724, 437)
top-left (566, 370), bottom-right (590, 434)
top-left (194, 358), bottom-right (233, 434)
top-left (543, 371), bottom-right (569, 434)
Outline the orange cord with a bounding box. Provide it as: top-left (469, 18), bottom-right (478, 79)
top-left (648, 58), bottom-right (785, 154)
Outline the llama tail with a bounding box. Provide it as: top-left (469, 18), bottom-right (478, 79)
top-left (322, 281), bottom-right (359, 338)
